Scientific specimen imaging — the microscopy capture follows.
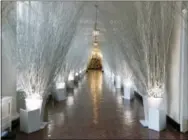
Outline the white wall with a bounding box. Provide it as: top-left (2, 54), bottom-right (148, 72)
top-left (2, 2), bottom-right (18, 120)
top-left (166, 2), bottom-right (182, 124)
top-left (180, 9), bottom-right (188, 133)
top-left (0, 1), bottom-right (1, 131)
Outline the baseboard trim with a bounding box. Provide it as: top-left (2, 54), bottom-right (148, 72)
top-left (166, 116), bottom-right (180, 131)
top-left (134, 91), bottom-right (180, 132)
top-left (12, 118), bottom-right (20, 130)
top-left (1, 119), bottom-right (18, 139)
top-left (134, 91), bottom-right (143, 105)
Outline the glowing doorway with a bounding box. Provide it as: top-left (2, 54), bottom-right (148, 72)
top-left (87, 47), bottom-right (103, 70)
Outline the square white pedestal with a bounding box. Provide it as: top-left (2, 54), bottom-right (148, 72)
top-left (115, 81), bottom-right (122, 89)
top-left (123, 87), bottom-right (134, 100)
top-left (20, 108), bottom-right (40, 133)
top-left (111, 76), bottom-right (115, 83)
top-left (148, 108), bottom-right (166, 131)
top-left (115, 76), bottom-right (121, 89)
top-left (53, 88), bottom-right (67, 101)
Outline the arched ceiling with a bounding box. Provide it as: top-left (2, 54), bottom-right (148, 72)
top-left (2, 1), bottom-right (187, 96)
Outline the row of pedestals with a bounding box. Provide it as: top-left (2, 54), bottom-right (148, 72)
top-left (20, 72), bottom-right (85, 134)
top-left (112, 75), bottom-right (166, 132)
top-left (114, 76), bottom-right (134, 100)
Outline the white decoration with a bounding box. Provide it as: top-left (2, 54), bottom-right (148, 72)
top-left (148, 85), bottom-right (164, 98)
top-left (3, 1), bottom-right (176, 132)
top-left (56, 82), bottom-right (65, 89)
top-left (20, 108), bottom-right (40, 133)
top-left (68, 73), bottom-right (74, 81)
top-left (148, 97), bottom-right (163, 109)
top-left (123, 86), bottom-right (134, 100)
top-left (74, 73), bottom-right (80, 82)
top-left (25, 95), bottom-right (43, 111)
top-left (93, 30), bottom-right (100, 36)
top-left (111, 74), bottom-right (115, 83)
top-left (140, 97), bottom-right (166, 131)
top-left (124, 79), bottom-right (133, 88)
top-left (148, 108), bottom-right (166, 131)
top-left (115, 76), bottom-right (121, 89)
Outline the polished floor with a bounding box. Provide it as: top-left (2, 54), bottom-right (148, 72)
top-left (16, 70), bottom-right (188, 139)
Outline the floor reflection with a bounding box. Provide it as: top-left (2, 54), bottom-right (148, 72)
top-left (87, 70), bottom-right (103, 124)
top-left (16, 70), bottom-right (188, 139)
top-left (66, 96), bottom-right (74, 106)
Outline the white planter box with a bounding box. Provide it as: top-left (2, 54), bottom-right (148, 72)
top-left (53, 88), bottom-right (67, 101)
top-left (148, 97), bottom-right (163, 109)
top-left (148, 108), bottom-right (166, 131)
top-left (111, 75), bottom-right (115, 84)
top-left (25, 98), bottom-right (43, 112)
top-left (148, 97), bottom-right (166, 131)
top-left (115, 76), bottom-right (121, 89)
top-left (140, 96), bottom-right (166, 131)
top-left (20, 108), bottom-right (40, 133)
top-left (140, 96), bottom-right (149, 127)
top-left (123, 86), bottom-right (134, 100)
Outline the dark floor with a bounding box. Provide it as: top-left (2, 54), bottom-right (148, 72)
top-left (16, 70), bottom-right (188, 139)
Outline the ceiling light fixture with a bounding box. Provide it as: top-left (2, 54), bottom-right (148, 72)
top-left (93, 30), bottom-right (100, 37)
top-left (93, 41), bottom-right (98, 46)
top-left (92, 3), bottom-right (100, 46)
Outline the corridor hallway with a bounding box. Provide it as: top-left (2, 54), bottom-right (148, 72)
top-left (16, 70), bottom-right (188, 139)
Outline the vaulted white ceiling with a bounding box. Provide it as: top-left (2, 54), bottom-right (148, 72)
top-left (2, 1), bottom-right (187, 96)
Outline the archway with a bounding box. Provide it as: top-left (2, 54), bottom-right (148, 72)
top-left (87, 47), bottom-right (103, 70)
